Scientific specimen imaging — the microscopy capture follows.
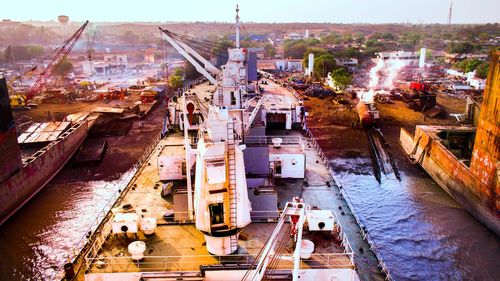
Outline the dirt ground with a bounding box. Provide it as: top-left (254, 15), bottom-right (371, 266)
top-left (304, 92), bottom-right (467, 161)
top-left (59, 104), bottom-right (166, 183)
top-left (13, 100), bottom-right (167, 183)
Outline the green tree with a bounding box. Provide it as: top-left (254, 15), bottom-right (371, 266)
top-left (342, 33), bottom-right (353, 43)
top-left (448, 42), bottom-right (475, 54)
top-left (3, 46), bottom-right (14, 64)
top-left (354, 33), bottom-right (365, 44)
top-left (337, 47), bottom-right (360, 59)
top-left (283, 40), bottom-right (308, 59)
top-left (321, 33), bottom-right (342, 45)
top-left (53, 58), bottom-right (74, 77)
top-left (453, 59), bottom-right (483, 73)
top-left (475, 62), bottom-right (489, 79)
top-left (302, 47), bottom-right (329, 67)
top-left (168, 74), bottom-right (184, 90)
top-left (26, 45), bottom-right (44, 58)
top-left (185, 61), bottom-right (201, 80)
top-left (174, 68), bottom-right (185, 77)
top-left (330, 68), bottom-right (352, 89)
top-left (305, 38), bottom-right (321, 46)
top-left (313, 54), bottom-right (337, 79)
top-left (264, 44), bottom-right (277, 58)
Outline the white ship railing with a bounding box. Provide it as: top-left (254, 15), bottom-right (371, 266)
top-left (85, 253), bottom-right (354, 274)
top-left (303, 123), bottom-right (393, 281)
top-left (244, 135), bottom-right (303, 145)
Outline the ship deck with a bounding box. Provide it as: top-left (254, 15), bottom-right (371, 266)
top-left (82, 79), bottom-right (383, 281)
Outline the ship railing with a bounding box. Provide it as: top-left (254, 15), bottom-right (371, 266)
top-left (244, 135), bottom-right (304, 146)
top-left (302, 120), bottom-right (394, 281)
top-left (84, 253), bottom-right (354, 274)
top-left (168, 77), bottom-right (206, 103)
top-left (54, 132), bottom-right (163, 280)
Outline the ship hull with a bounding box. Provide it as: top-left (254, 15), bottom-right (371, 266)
top-left (0, 121), bottom-right (88, 225)
top-left (400, 127), bottom-right (500, 236)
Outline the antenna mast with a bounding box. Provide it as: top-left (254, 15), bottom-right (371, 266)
top-left (235, 5), bottom-right (240, 48)
top-left (448, 2), bottom-right (453, 27)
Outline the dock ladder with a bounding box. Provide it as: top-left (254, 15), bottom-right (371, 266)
top-left (218, 88), bottom-right (224, 106)
top-left (226, 118), bottom-right (238, 251)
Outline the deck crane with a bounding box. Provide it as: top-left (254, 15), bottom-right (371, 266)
top-left (26, 20), bottom-right (89, 101)
top-left (242, 198), bottom-right (307, 281)
top-left (159, 27), bottom-right (220, 85)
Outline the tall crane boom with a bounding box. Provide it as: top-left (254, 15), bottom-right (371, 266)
top-left (28, 20), bottom-right (89, 99)
top-left (159, 28), bottom-right (219, 85)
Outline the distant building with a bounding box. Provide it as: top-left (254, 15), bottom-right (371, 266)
top-left (82, 54), bottom-right (128, 75)
top-left (258, 59), bottom-right (303, 72)
top-left (377, 51), bottom-right (418, 61)
top-left (229, 34), bottom-right (268, 42)
top-left (445, 53), bottom-right (488, 62)
top-left (104, 54), bottom-right (128, 67)
top-left (284, 32), bottom-right (302, 41)
top-left (336, 58), bottom-right (358, 72)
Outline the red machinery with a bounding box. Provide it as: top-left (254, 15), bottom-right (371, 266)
top-left (26, 20), bottom-right (89, 100)
top-left (409, 82), bottom-right (427, 91)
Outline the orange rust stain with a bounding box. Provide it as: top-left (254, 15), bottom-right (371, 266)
top-left (470, 50), bottom-right (500, 212)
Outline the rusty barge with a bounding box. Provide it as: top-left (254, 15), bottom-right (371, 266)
top-left (0, 76), bottom-right (89, 225)
top-left (400, 50), bottom-right (500, 235)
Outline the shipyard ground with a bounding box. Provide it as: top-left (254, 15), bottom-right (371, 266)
top-left (304, 93), bottom-right (466, 160)
top-left (13, 99), bottom-right (166, 182)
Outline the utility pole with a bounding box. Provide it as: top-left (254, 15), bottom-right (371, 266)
top-left (448, 2), bottom-right (453, 28)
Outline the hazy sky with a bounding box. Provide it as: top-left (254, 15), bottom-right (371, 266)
top-left (2, 0), bottom-right (499, 24)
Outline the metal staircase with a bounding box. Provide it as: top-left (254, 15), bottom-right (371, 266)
top-left (218, 88), bottom-right (224, 106)
top-left (226, 118), bottom-right (238, 251)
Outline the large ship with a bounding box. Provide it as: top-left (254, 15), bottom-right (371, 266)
top-left (64, 7), bottom-right (388, 281)
top-left (0, 75), bottom-right (89, 225)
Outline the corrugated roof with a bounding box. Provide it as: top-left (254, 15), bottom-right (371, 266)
top-left (17, 122), bottom-right (71, 144)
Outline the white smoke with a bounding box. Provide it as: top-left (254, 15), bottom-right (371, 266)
top-left (368, 59), bottom-right (385, 89)
top-left (358, 57), bottom-right (409, 103)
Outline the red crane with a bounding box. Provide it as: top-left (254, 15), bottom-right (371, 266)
top-left (27, 20), bottom-right (89, 100)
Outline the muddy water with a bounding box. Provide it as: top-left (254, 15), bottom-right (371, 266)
top-left (0, 170), bottom-right (134, 280)
top-left (331, 156), bottom-right (500, 281)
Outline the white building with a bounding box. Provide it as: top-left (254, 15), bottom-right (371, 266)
top-left (104, 54), bottom-right (128, 67)
top-left (285, 32), bottom-right (302, 41)
top-left (275, 59), bottom-right (303, 72)
top-left (336, 58), bottom-right (358, 72)
top-left (377, 51), bottom-right (418, 61)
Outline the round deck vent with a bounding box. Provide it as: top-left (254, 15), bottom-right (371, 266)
top-left (272, 138), bottom-right (282, 148)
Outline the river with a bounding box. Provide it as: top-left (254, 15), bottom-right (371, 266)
top-left (0, 170), bottom-right (135, 280)
top-left (330, 150), bottom-right (499, 280)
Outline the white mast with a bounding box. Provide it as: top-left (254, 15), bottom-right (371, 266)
top-left (235, 4), bottom-right (240, 48)
top-left (183, 92), bottom-right (194, 220)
